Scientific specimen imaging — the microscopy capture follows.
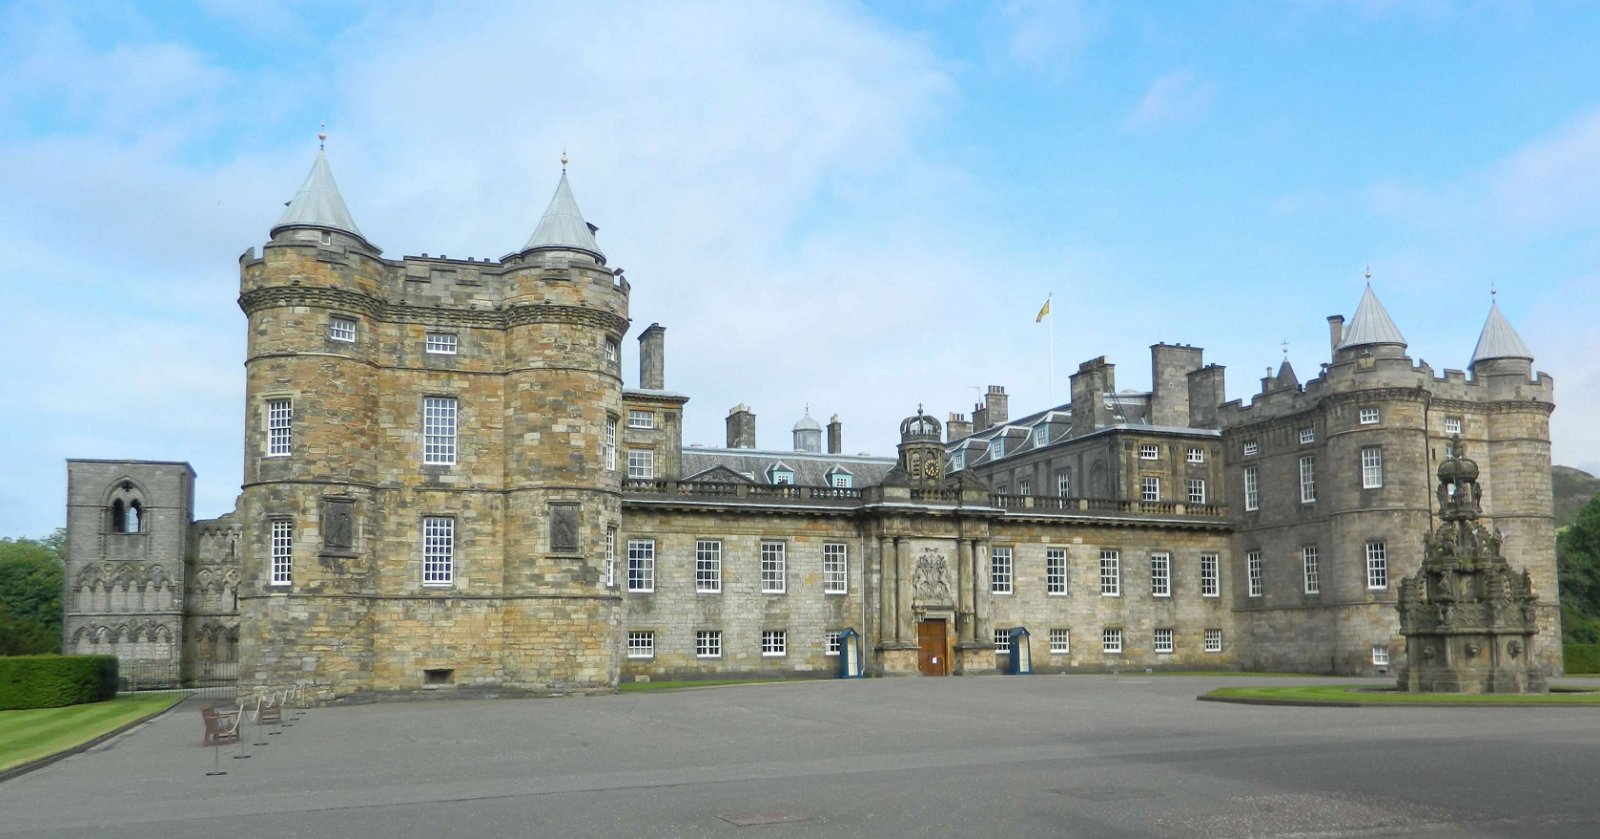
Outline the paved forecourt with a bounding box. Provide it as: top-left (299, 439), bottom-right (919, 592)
top-left (2, 676), bottom-right (1599, 838)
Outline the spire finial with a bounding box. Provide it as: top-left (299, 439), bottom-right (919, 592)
top-left (318, 122), bottom-right (327, 151)
top-left (1282, 339), bottom-right (1289, 360)
top-left (560, 148), bottom-right (568, 170)
top-left (1491, 282), bottom-right (1498, 302)
top-left (1364, 263), bottom-right (1372, 283)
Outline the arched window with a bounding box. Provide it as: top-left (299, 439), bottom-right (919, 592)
top-left (126, 500), bottom-right (141, 533)
top-left (111, 499), bottom-right (127, 532)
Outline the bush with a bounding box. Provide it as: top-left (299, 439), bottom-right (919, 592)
top-left (1564, 644), bottom-right (1600, 675)
top-left (0, 655), bottom-right (118, 710)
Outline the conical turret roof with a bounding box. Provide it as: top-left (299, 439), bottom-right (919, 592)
top-left (1471, 301), bottom-right (1534, 365)
top-left (272, 149), bottom-right (370, 247)
top-left (521, 171), bottom-right (605, 263)
top-left (1336, 284), bottom-right (1407, 350)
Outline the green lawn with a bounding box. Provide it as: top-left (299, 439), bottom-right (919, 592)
top-left (0, 694), bottom-right (185, 773)
top-left (1203, 685), bottom-right (1600, 706)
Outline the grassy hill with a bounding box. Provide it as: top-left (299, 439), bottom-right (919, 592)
top-left (1555, 466), bottom-right (1600, 530)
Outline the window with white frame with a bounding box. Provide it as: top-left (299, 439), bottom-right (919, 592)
top-left (270, 519), bottom-right (293, 586)
top-left (423, 397), bottom-right (457, 465)
top-left (1018, 479), bottom-right (1031, 497)
top-left (1150, 552), bottom-right (1171, 597)
top-left (1100, 549), bottom-right (1120, 596)
top-left (1057, 471), bottom-right (1070, 497)
top-left (1204, 629), bottom-right (1223, 652)
top-left (762, 629), bottom-right (787, 656)
top-left (761, 541), bottom-right (787, 593)
top-left (627, 410), bottom-right (655, 429)
top-left (993, 628), bottom-right (1011, 653)
top-left (605, 528), bottom-right (616, 587)
top-left (319, 231), bottom-right (333, 246)
top-left (1139, 444), bottom-right (1159, 460)
top-left (1187, 447), bottom-right (1205, 464)
top-left (825, 630), bottom-right (841, 656)
top-left (1361, 447), bottom-right (1383, 488)
top-left (627, 449), bottom-right (654, 480)
top-left (1201, 553), bottom-right (1220, 597)
top-left (1444, 416), bottom-right (1462, 435)
top-left (1366, 541), bottom-right (1388, 589)
top-left (769, 468), bottom-right (794, 485)
top-left (1102, 628), bottom-right (1123, 654)
top-left (1372, 645), bottom-right (1390, 666)
top-left (831, 472), bottom-right (852, 489)
top-left (328, 315), bottom-right (356, 342)
top-left (1187, 478), bottom-right (1206, 504)
top-left (425, 332), bottom-right (457, 354)
top-left (988, 437), bottom-right (1005, 459)
top-left (267, 398), bottom-right (292, 456)
top-left (696, 630), bottom-right (721, 658)
top-left (627, 631), bottom-right (654, 658)
top-left (991, 546), bottom-right (1013, 594)
top-left (1299, 427), bottom-right (1315, 445)
top-left (1244, 466), bottom-right (1259, 511)
top-left (1247, 550), bottom-right (1262, 597)
top-left (823, 543), bottom-right (848, 594)
top-left (1046, 548), bottom-right (1067, 595)
top-left (1033, 425), bottom-right (1048, 447)
top-left (695, 540), bottom-right (722, 593)
top-left (1243, 440), bottom-right (1259, 457)
top-left (1049, 628), bottom-right (1070, 654)
top-left (1153, 628), bottom-right (1174, 654)
top-left (952, 450), bottom-right (965, 471)
top-left (604, 339), bottom-right (618, 363)
top-left (1302, 546), bottom-right (1320, 594)
top-left (1360, 407), bottom-right (1380, 424)
top-left (422, 516), bottom-right (454, 586)
top-left (627, 539), bottom-right (655, 592)
top-left (1299, 455), bottom-right (1316, 503)
top-left (1141, 477), bottom-right (1161, 502)
top-left (604, 418), bottom-right (617, 470)
top-left (995, 483), bottom-right (1008, 495)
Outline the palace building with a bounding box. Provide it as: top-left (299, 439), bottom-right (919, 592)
top-left (63, 148), bottom-right (1560, 701)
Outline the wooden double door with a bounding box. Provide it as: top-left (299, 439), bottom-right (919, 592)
top-left (917, 619), bottom-right (949, 676)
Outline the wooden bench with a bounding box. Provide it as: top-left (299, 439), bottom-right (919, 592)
top-left (201, 705), bottom-right (241, 746)
top-left (250, 692), bottom-right (283, 725)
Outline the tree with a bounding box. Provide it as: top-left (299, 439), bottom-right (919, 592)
top-left (0, 529), bottom-right (65, 655)
top-left (1557, 494), bottom-right (1600, 644)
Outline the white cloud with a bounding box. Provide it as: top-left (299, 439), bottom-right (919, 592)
top-left (1125, 68), bottom-right (1215, 131)
top-left (1490, 109), bottom-right (1600, 235)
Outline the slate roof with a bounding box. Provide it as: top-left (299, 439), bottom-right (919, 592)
top-left (1471, 301), bottom-right (1534, 365)
top-left (273, 150), bottom-right (371, 247)
top-left (1336, 285), bottom-right (1407, 350)
top-left (521, 171), bottom-right (605, 262)
top-left (681, 448), bottom-right (896, 487)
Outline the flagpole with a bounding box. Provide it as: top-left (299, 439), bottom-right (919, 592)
top-left (1047, 292), bottom-right (1055, 406)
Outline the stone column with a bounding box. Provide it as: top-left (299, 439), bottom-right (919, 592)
top-left (878, 535), bottom-right (893, 646)
top-left (973, 539), bottom-right (989, 641)
top-left (956, 538), bottom-right (973, 642)
top-left (893, 536), bottom-right (905, 643)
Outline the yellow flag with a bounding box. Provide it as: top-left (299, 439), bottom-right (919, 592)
top-left (1035, 297), bottom-right (1051, 323)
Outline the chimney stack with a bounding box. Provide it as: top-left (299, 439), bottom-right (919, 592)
top-left (947, 412), bottom-right (972, 442)
top-left (1187, 364), bottom-right (1226, 429)
top-left (985, 385), bottom-right (1009, 426)
top-left (827, 415), bottom-right (843, 455)
top-left (1327, 315), bottom-right (1345, 356)
top-left (726, 404), bottom-right (756, 449)
top-left (1069, 357), bottom-right (1116, 437)
top-left (638, 323), bottom-right (665, 390)
top-left (1149, 344), bottom-right (1203, 427)
top-left (972, 401), bottom-right (990, 432)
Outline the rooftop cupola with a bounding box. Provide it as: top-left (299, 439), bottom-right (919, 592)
top-left (519, 161), bottom-right (606, 264)
top-left (793, 406), bottom-right (823, 453)
top-left (272, 133), bottom-right (375, 252)
top-left (1470, 299), bottom-right (1534, 369)
top-left (1334, 283), bottom-right (1407, 360)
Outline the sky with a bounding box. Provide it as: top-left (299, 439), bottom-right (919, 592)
top-left (2, 0), bottom-right (1598, 538)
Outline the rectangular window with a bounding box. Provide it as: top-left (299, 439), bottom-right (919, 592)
top-left (1302, 546), bottom-right (1320, 595)
top-left (627, 449), bottom-right (655, 480)
top-left (988, 438), bottom-right (1005, 459)
top-left (1046, 548), bottom-right (1068, 595)
top-left (1150, 552), bottom-right (1171, 597)
top-left (1243, 440), bottom-right (1259, 457)
top-left (1444, 416), bottom-right (1462, 435)
top-left (422, 516), bottom-right (454, 586)
top-left (1366, 541), bottom-right (1389, 590)
top-left (1372, 645), bottom-right (1390, 666)
top-left (627, 631), bottom-right (654, 659)
top-left (1247, 550), bottom-right (1262, 597)
top-left (1057, 471), bottom-right (1070, 497)
top-left (952, 451), bottom-right (965, 471)
top-left (1299, 455), bottom-right (1316, 503)
top-left (1360, 407), bottom-right (1380, 424)
top-left (1153, 628), bottom-right (1174, 654)
top-left (993, 628), bottom-right (1011, 653)
top-left (1141, 477), bottom-right (1161, 502)
top-left (1299, 427), bottom-right (1315, 445)
top-left (604, 418), bottom-right (617, 471)
top-left (695, 540), bottom-right (722, 593)
top-left (423, 397), bottom-right (457, 465)
top-left (270, 519), bottom-right (293, 586)
top-left (761, 541), bottom-right (787, 593)
top-left (1139, 444), bottom-right (1159, 460)
top-left (762, 629), bottom-right (787, 657)
top-left (1049, 628), bottom-right (1070, 654)
top-left (1244, 466), bottom-right (1259, 511)
top-left (990, 546), bottom-right (1013, 594)
top-left (1187, 447), bottom-right (1205, 464)
top-left (425, 333), bottom-right (457, 354)
top-left (831, 473), bottom-right (852, 488)
top-left (823, 543), bottom-right (848, 594)
top-left (696, 630), bottom-right (721, 658)
top-left (1102, 628), bottom-right (1123, 654)
top-left (627, 539), bottom-right (655, 592)
top-left (1033, 425), bottom-right (1048, 447)
top-left (627, 410), bottom-right (655, 429)
top-left (604, 339), bottom-right (618, 363)
top-left (267, 398), bottom-right (292, 456)
top-left (1200, 553), bottom-right (1220, 597)
top-left (605, 528), bottom-right (616, 587)
top-left (1187, 478), bottom-right (1206, 504)
top-left (328, 315), bottom-right (356, 342)
top-left (1204, 629), bottom-right (1223, 652)
top-left (1362, 447), bottom-right (1384, 488)
top-left (1100, 549), bottom-right (1120, 596)
top-left (825, 631), bottom-right (841, 656)
top-left (1018, 479), bottom-right (1031, 497)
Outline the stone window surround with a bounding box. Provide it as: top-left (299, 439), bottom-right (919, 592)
top-left (823, 543), bottom-right (848, 594)
top-left (1204, 629), bottom-right (1223, 652)
top-left (825, 630), bottom-right (841, 656)
top-left (422, 396), bottom-right (458, 466)
top-left (1366, 541), bottom-right (1389, 590)
top-left (993, 628), bottom-right (1011, 653)
top-left (627, 538), bottom-right (655, 592)
top-left (695, 540), bottom-right (722, 593)
top-left (1243, 466), bottom-right (1259, 511)
top-left (1102, 627), bottom-right (1123, 654)
top-left (761, 629), bottom-right (787, 657)
top-left (1187, 478), bottom-right (1206, 504)
top-left (328, 314), bottom-right (357, 343)
top-left (627, 410), bottom-right (655, 429)
top-left (627, 448), bottom-right (655, 480)
top-left (990, 546), bottom-right (1013, 595)
top-left (1361, 446), bottom-right (1384, 489)
top-left (1359, 407), bottom-right (1380, 425)
top-left (1200, 553), bottom-right (1220, 597)
top-left (1187, 447), bottom-right (1205, 463)
top-left (1139, 444), bottom-right (1159, 460)
top-left (626, 631), bottom-right (654, 659)
top-left (1045, 547), bottom-right (1068, 595)
top-left (421, 515), bottom-right (454, 587)
top-left (1150, 552), bottom-right (1171, 598)
top-left (1141, 476), bottom-right (1161, 502)
top-left (1302, 546), bottom-right (1320, 595)
top-left (1049, 628), bottom-right (1070, 654)
top-left (1299, 455), bottom-right (1316, 503)
top-left (760, 541), bottom-right (787, 594)
top-left (696, 629), bottom-right (721, 658)
top-left (1153, 628), bottom-right (1174, 654)
top-left (1246, 550), bottom-right (1263, 597)
top-left (265, 396), bottom-right (293, 458)
top-left (424, 332), bottom-right (457, 354)
top-left (1100, 549), bottom-right (1121, 597)
top-left (269, 518), bottom-right (293, 586)
top-left (1299, 427), bottom-right (1315, 445)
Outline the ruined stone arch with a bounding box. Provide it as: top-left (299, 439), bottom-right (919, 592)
top-left (103, 477), bottom-right (148, 534)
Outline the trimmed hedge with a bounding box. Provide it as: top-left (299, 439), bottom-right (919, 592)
top-left (0, 655), bottom-right (118, 710)
top-left (1565, 644), bottom-right (1600, 675)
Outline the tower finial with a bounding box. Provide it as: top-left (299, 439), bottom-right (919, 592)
top-left (1364, 263), bottom-right (1372, 282)
top-left (561, 148), bottom-right (568, 170)
top-left (318, 122), bottom-right (327, 151)
top-left (1491, 282), bottom-right (1498, 302)
top-left (1282, 339), bottom-right (1289, 360)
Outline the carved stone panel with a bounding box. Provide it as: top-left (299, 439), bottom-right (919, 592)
top-left (911, 547), bottom-right (953, 607)
top-left (549, 503), bottom-right (580, 553)
top-left (321, 497), bottom-right (357, 557)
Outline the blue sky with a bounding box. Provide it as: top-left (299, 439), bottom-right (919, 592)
top-left (3, 0), bottom-right (1598, 537)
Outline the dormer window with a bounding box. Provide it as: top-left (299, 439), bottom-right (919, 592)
top-left (831, 472), bottom-right (853, 489)
top-left (1033, 425), bottom-right (1049, 447)
top-left (768, 464), bottom-right (795, 485)
top-left (988, 438), bottom-right (1005, 459)
top-left (951, 450), bottom-right (965, 471)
